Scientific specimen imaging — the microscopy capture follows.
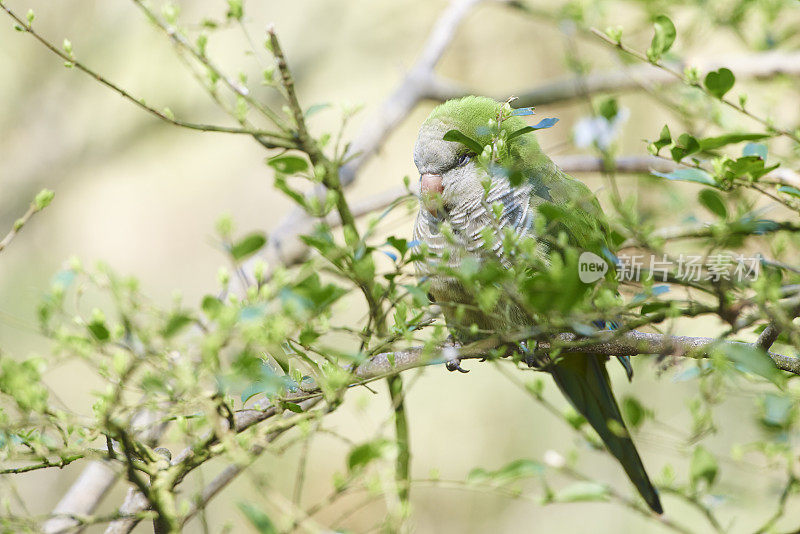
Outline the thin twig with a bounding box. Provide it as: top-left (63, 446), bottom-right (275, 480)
top-left (0, 203), bottom-right (37, 254)
top-left (590, 28), bottom-right (800, 144)
top-left (0, 4), bottom-right (293, 148)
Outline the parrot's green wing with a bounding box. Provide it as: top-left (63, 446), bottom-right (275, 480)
top-left (538, 166), bottom-right (612, 255)
top-left (528, 161), bottom-right (637, 378)
top-left (550, 353), bottom-right (663, 514)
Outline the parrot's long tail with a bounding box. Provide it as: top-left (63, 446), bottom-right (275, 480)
top-left (549, 354), bottom-right (664, 514)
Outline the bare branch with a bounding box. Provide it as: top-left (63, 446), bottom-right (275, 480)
top-left (42, 412), bottom-right (168, 534)
top-left (42, 462), bottom-right (119, 534)
top-left (0, 4), bottom-right (294, 148)
top-left (756, 324), bottom-right (781, 351)
top-left (339, 0), bottom-right (483, 186)
top-left (0, 201), bottom-right (40, 253)
top-left (618, 219), bottom-right (800, 250)
top-left (432, 50), bottom-right (800, 107)
top-left (261, 0), bottom-right (484, 276)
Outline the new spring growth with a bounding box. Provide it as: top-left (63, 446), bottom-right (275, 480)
top-left (34, 189), bottom-right (54, 211)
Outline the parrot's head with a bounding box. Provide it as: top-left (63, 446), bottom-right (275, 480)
top-left (413, 96), bottom-right (540, 216)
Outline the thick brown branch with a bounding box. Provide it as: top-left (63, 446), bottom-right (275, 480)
top-left (356, 330), bottom-right (800, 377)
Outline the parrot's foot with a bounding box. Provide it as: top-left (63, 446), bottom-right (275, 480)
top-left (445, 359), bottom-right (469, 373)
top-left (443, 339), bottom-right (469, 373)
top-left (519, 340), bottom-right (548, 370)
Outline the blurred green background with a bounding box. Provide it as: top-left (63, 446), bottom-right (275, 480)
top-left (1, 0), bottom-right (798, 532)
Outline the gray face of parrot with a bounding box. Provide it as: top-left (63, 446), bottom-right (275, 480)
top-left (412, 119), bottom-right (487, 220)
top-left (412, 119), bottom-right (536, 254)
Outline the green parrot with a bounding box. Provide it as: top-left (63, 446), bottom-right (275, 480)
top-left (412, 96), bottom-right (663, 514)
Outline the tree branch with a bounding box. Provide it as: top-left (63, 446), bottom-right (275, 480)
top-left (260, 0), bottom-right (484, 277)
top-left (95, 319), bottom-right (800, 534)
top-left (355, 330), bottom-right (800, 377)
top-left (0, 4), bottom-right (294, 148)
top-left (103, 398), bottom-right (322, 534)
top-left (589, 28), bottom-right (800, 144)
top-left (432, 49), bottom-right (800, 107)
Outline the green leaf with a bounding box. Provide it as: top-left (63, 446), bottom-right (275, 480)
top-left (266, 154), bottom-right (309, 174)
top-left (640, 301), bottom-right (671, 314)
top-left (760, 394), bottom-right (795, 429)
top-left (507, 126), bottom-right (535, 142)
top-left (467, 459), bottom-right (544, 485)
top-left (230, 232), bottom-right (267, 261)
top-left (651, 168), bottom-right (716, 186)
top-left (554, 481), bottom-right (610, 502)
top-left (347, 439), bottom-right (390, 471)
top-left (723, 156), bottom-right (779, 181)
top-left (443, 129), bottom-right (484, 155)
top-left (646, 15), bottom-right (676, 62)
top-left (649, 124), bottom-right (672, 155)
top-left (226, 0), bottom-right (244, 20)
top-left (274, 175), bottom-right (308, 209)
top-left (720, 343), bottom-right (783, 386)
top-left (304, 102), bottom-right (331, 118)
top-left (698, 189), bottom-right (727, 218)
top-left (161, 312), bottom-right (193, 338)
top-left (385, 236), bottom-right (409, 258)
top-left (282, 402), bottom-right (304, 413)
top-left (237, 502), bottom-right (277, 534)
top-left (596, 97), bottom-right (618, 121)
top-left (689, 446), bottom-right (718, 490)
top-left (201, 295), bottom-right (223, 318)
top-left (622, 396), bottom-right (646, 429)
top-left (87, 310), bottom-right (110, 342)
top-left (669, 133), bottom-right (700, 161)
top-left (778, 185), bottom-right (800, 198)
top-left (402, 284), bottom-right (430, 306)
top-left (704, 68), bottom-right (735, 99)
top-left (286, 273), bottom-right (348, 314)
top-left (698, 133), bottom-right (770, 151)
top-left (743, 142), bottom-right (768, 160)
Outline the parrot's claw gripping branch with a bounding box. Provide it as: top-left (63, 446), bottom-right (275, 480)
top-left (443, 344), bottom-right (470, 372)
top-left (445, 359), bottom-right (470, 373)
top-left (519, 340), bottom-right (549, 370)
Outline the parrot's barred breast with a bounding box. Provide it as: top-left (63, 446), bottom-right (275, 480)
top-left (412, 176), bottom-right (545, 336)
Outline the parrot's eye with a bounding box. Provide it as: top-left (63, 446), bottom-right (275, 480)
top-left (456, 153), bottom-right (472, 167)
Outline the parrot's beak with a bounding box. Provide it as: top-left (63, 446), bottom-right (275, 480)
top-left (420, 173), bottom-right (444, 217)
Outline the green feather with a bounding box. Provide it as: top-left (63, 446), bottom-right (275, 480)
top-left (550, 354), bottom-right (663, 514)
